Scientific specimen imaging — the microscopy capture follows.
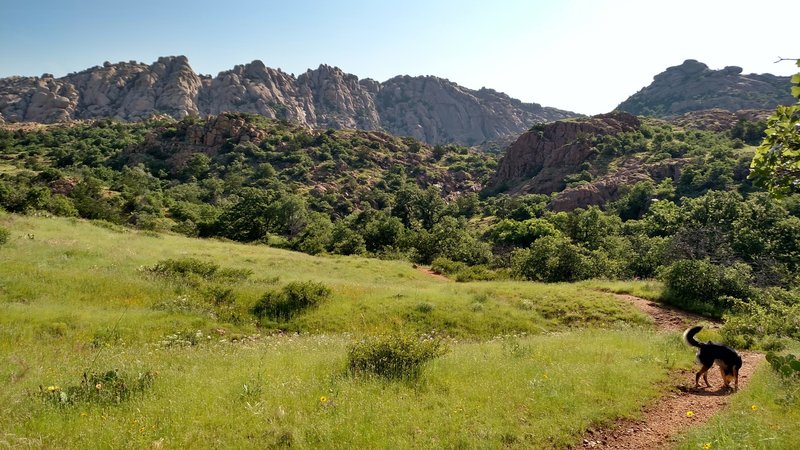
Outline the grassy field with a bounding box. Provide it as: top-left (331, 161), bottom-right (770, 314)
top-left (0, 213), bottom-right (795, 448)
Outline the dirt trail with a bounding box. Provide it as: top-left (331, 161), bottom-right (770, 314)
top-left (579, 293), bottom-right (764, 449)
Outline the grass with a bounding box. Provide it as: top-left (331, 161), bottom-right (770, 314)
top-left (0, 214), bottom-right (649, 341)
top-left (579, 279), bottom-right (665, 302)
top-left (0, 213), bottom-right (794, 448)
top-left (0, 330), bottom-right (689, 449)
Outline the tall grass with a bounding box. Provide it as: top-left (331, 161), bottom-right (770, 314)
top-left (0, 330), bottom-right (689, 449)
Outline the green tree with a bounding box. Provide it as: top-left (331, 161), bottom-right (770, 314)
top-left (749, 59), bottom-right (800, 195)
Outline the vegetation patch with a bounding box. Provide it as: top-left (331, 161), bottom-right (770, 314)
top-left (347, 332), bottom-right (449, 380)
top-left (37, 369), bottom-right (155, 406)
top-left (251, 281), bottom-right (332, 322)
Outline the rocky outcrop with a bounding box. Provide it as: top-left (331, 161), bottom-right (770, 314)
top-left (490, 112), bottom-right (641, 195)
top-left (617, 59), bottom-right (794, 117)
top-left (0, 56), bottom-right (577, 145)
top-left (667, 108), bottom-right (772, 132)
top-left (549, 157), bottom-right (685, 212)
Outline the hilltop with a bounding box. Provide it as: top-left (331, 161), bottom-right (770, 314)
top-left (617, 59), bottom-right (794, 116)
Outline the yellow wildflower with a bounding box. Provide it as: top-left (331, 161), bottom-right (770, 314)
top-left (46, 385), bottom-right (58, 392)
top-left (80, 412), bottom-right (88, 417)
top-left (95, 383), bottom-right (102, 390)
top-left (751, 404), bottom-right (758, 411)
top-left (703, 443), bottom-right (712, 449)
top-left (320, 395), bottom-right (328, 404)
top-left (686, 410), bottom-right (695, 417)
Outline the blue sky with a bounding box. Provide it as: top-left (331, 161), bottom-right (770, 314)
top-left (1, 0), bottom-right (796, 114)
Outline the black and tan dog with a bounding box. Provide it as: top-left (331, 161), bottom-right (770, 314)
top-left (683, 325), bottom-right (742, 391)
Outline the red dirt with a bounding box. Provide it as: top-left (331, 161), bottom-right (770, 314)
top-left (416, 266), bottom-right (452, 282)
top-left (578, 293), bottom-right (764, 449)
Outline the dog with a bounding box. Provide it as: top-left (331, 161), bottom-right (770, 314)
top-left (683, 325), bottom-right (742, 391)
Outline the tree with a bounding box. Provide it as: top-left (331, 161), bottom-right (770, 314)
top-left (749, 59), bottom-right (800, 195)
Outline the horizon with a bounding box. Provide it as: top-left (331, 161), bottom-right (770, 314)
top-left (1, 0), bottom-right (797, 115)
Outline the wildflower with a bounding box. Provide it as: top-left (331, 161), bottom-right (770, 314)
top-left (686, 411), bottom-right (695, 418)
top-left (46, 385), bottom-right (58, 392)
top-left (80, 412), bottom-right (88, 417)
top-left (703, 443), bottom-right (712, 449)
top-left (95, 383), bottom-right (102, 390)
top-left (751, 404), bottom-right (758, 411)
top-left (320, 395), bottom-right (328, 404)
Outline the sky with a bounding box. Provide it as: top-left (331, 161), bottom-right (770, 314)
top-left (0, 0), bottom-right (797, 115)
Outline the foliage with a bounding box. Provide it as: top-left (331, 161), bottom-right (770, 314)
top-left (0, 224), bottom-right (8, 246)
top-left (767, 352), bottom-right (800, 379)
top-left (346, 332), bottom-right (448, 380)
top-left (721, 287), bottom-right (800, 349)
top-left (749, 59), bottom-right (800, 195)
top-left (660, 259), bottom-right (753, 315)
top-left (251, 281), bottom-right (332, 322)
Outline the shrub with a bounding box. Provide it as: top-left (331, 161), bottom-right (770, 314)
top-left (660, 259), bottom-right (753, 315)
top-left (511, 235), bottom-right (591, 282)
top-left (251, 281), bottom-right (331, 322)
top-left (721, 288), bottom-right (800, 349)
top-left (347, 332), bottom-right (448, 380)
top-left (38, 369), bottom-right (155, 405)
top-left (145, 257), bottom-right (251, 282)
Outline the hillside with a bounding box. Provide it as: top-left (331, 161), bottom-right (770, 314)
top-left (616, 59), bottom-right (794, 116)
top-left (0, 56), bottom-right (577, 145)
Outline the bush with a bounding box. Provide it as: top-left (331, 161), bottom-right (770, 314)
top-left (145, 257), bottom-right (251, 282)
top-left (251, 281), bottom-right (331, 322)
top-left (347, 332), bottom-right (448, 380)
top-left (511, 235), bottom-right (591, 282)
top-left (38, 369), bottom-right (155, 405)
top-left (0, 225), bottom-right (9, 246)
top-left (660, 259), bottom-right (753, 315)
top-left (721, 288), bottom-right (800, 349)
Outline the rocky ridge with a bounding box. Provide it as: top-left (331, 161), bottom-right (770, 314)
top-left (617, 59), bottom-right (794, 117)
top-left (0, 56), bottom-right (576, 145)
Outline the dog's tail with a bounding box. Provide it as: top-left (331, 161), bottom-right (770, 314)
top-left (683, 325), bottom-right (704, 348)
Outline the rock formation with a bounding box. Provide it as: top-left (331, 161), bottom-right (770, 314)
top-left (0, 56), bottom-right (577, 145)
top-left (617, 59), bottom-right (794, 117)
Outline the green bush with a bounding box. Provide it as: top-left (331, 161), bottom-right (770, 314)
top-left (347, 332), bottom-right (448, 380)
top-left (660, 259), bottom-right (753, 315)
top-left (145, 257), bottom-right (251, 282)
top-left (721, 288), bottom-right (800, 349)
top-left (0, 225), bottom-right (9, 246)
top-left (511, 235), bottom-right (591, 282)
top-left (251, 281), bottom-right (331, 322)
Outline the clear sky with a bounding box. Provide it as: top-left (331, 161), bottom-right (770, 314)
top-left (0, 0), bottom-right (796, 115)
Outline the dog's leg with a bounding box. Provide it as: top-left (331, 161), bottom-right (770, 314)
top-left (718, 366), bottom-right (727, 388)
top-left (734, 366), bottom-right (739, 391)
top-left (695, 365), bottom-right (711, 388)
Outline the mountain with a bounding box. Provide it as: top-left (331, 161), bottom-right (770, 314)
top-left (0, 56), bottom-right (577, 145)
top-left (616, 59), bottom-right (794, 116)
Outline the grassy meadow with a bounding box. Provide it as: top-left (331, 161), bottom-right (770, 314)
top-left (0, 213), bottom-right (795, 448)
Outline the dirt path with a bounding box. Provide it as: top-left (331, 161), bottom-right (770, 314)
top-left (579, 293), bottom-right (764, 449)
top-left (416, 266), bottom-right (452, 282)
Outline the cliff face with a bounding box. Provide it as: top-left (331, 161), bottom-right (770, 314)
top-left (0, 56), bottom-right (577, 144)
top-left (489, 112), bottom-right (690, 211)
top-left (617, 59), bottom-right (794, 116)
top-left (491, 112), bottom-right (642, 195)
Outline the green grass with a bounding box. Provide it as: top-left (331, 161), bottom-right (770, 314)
top-left (0, 213), bottom-right (794, 448)
top-left (579, 279), bottom-right (665, 302)
top-left (0, 330), bottom-right (689, 449)
top-left (0, 214), bottom-right (649, 342)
